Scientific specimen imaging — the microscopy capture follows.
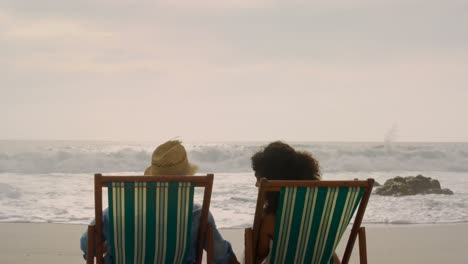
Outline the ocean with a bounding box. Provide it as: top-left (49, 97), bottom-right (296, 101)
top-left (0, 140), bottom-right (467, 228)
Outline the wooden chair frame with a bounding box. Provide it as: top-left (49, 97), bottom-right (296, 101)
top-left (245, 178), bottom-right (374, 264)
top-left (87, 173), bottom-right (214, 264)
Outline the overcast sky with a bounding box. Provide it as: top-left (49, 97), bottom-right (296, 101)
top-left (1, 0), bottom-right (467, 142)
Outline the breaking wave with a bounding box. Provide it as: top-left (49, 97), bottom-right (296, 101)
top-left (1, 141), bottom-right (468, 173)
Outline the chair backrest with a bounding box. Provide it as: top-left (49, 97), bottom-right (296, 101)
top-left (93, 174), bottom-right (213, 264)
top-left (252, 179), bottom-right (374, 264)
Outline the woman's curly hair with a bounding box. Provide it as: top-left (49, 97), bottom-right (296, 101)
top-left (251, 141), bottom-right (321, 214)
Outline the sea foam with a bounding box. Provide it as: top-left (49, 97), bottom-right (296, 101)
top-left (0, 141), bottom-right (467, 227)
top-left (1, 141), bottom-right (468, 173)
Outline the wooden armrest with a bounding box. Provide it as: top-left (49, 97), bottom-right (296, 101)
top-left (358, 227), bottom-right (368, 264)
top-left (244, 228), bottom-right (254, 264)
top-left (87, 224), bottom-right (95, 264)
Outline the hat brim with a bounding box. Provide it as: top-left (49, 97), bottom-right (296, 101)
top-left (144, 163), bottom-right (198, 176)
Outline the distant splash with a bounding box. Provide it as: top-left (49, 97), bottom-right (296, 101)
top-left (384, 124), bottom-right (398, 153)
top-left (1, 141), bottom-right (468, 173)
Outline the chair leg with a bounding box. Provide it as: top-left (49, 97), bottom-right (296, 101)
top-left (358, 227), bottom-right (368, 264)
top-left (206, 224), bottom-right (215, 264)
top-left (87, 225), bottom-right (95, 264)
top-left (244, 228), bottom-right (254, 264)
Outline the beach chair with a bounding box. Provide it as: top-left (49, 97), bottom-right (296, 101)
top-left (244, 179), bottom-right (374, 264)
top-left (86, 173), bottom-right (215, 264)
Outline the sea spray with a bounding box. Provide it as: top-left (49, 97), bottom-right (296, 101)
top-left (2, 141), bottom-right (468, 173)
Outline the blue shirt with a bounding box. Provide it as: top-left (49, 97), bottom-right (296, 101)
top-left (80, 204), bottom-right (234, 264)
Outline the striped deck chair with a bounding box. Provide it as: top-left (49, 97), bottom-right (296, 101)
top-left (86, 174), bottom-right (215, 264)
top-left (245, 179), bottom-right (374, 264)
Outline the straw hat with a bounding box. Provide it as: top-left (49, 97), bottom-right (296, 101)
top-left (144, 140), bottom-right (198, 176)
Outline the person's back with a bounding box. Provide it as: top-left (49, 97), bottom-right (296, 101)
top-left (250, 141), bottom-right (322, 263)
top-left (80, 203), bottom-right (234, 263)
top-left (80, 140), bottom-right (239, 263)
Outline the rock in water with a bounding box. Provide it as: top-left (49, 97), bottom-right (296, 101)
top-left (375, 174), bottom-right (454, 196)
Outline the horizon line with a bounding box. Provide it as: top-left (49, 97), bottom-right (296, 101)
top-left (1, 138), bottom-right (468, 144)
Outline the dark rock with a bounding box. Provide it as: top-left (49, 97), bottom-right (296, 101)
top-left (374, 175), bottom-right (454, 196)
top-left (430, 188), bottom-right (454, 195)
top-left (393, 176), bottom-right (405, 183)
top-left (373, 181), bottom-right (381, 187)
top-left (430, 179), bottom-right (441, 189)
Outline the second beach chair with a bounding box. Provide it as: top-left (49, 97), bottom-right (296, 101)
top-left (245, 178), bottom-right (374, 264)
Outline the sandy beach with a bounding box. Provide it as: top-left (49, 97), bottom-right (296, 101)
top-left (0, 222), bottom-right (466, 263)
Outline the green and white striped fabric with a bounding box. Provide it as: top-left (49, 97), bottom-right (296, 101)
top-left (108, 182), bottom-right (195, 264)
top-left (269, 186), bottom-right (364, 264)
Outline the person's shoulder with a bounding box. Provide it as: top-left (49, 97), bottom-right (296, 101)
top-left (191, 203), bottom-right (202, 215)
top-left (191, 204), bottom-right (216, 223)
top-left (192, 203), bottom-right (202, 211)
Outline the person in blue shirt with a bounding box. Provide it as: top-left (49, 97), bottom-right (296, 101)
top-left (80, 140), bottom-right (239, 264)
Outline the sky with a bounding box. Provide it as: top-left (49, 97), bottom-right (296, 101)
top-left (1, 0), bottom-right (467, 142)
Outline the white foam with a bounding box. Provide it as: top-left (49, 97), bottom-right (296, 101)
top-left (1, 141), bottom-right (468, 173)
top-left (1, 141), bottom-right (467, 227)
top-left (0, 171), bottom-right (467, 227)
